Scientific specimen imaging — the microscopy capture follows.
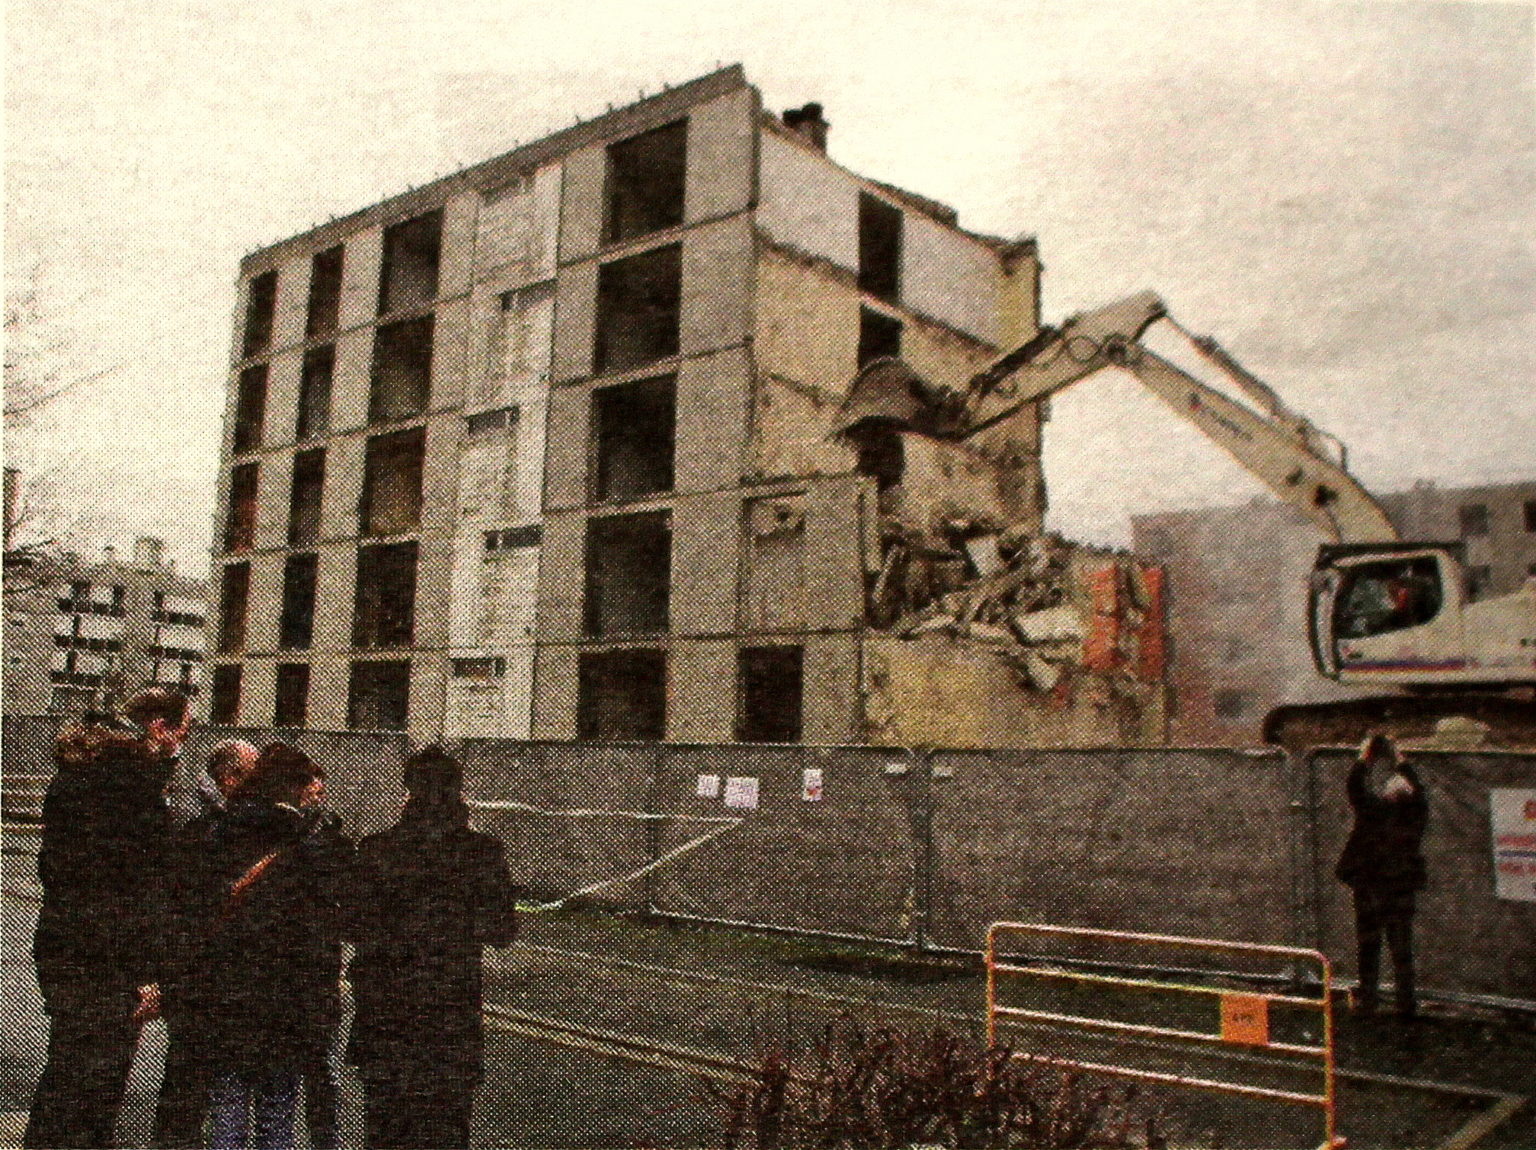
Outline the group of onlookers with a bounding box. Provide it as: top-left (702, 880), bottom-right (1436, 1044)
top-left (23, 687), bottom-right (518, 1150)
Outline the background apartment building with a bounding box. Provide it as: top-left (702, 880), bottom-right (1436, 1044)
top-left (3, 533), bottom-right (208, 716)
top-left (209, 66), bottom-right (1046, 743)
top-left (1132, 479), bottom-right (1536, 745)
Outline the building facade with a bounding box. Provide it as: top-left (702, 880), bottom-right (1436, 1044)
top-left (1132, 479), bottom-right (1536, 745)
top-left (3, 536), bottom-right (208, 716)
top-left (208, 66), bottom-right (1061, 742)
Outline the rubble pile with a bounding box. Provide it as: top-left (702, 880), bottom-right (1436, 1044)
top-left (868, 518), bottom-right (1164, 700)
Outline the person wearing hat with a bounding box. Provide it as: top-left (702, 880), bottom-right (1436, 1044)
top-left (1335, 733), bottom-right (1429, 1019)
top-left (347, 746), bottom-right (518, 1149)
top-left (26, 687), bottom-right (191, 1149)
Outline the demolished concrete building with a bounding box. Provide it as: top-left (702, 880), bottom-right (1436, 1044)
top-left (207, 65), bottom-right (1166, 746)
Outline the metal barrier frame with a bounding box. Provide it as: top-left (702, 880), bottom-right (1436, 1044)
top-left (986, 921), bottom-right (1339, 1149)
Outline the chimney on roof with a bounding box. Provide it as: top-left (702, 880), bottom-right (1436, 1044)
top-left (782, 103), bottom-right (829, 153)
top-left (133, 536), bottom-right (166, 571)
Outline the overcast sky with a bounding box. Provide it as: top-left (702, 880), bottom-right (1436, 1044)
top-left (6, 0), bottom-right (1533, 573)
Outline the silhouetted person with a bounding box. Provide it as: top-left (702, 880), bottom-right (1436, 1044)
top-left (154, 738), bottom-right (259, 1149)
top-left (1335, 733), bottom-right (1428, 1019)
top-left (183, 744), bottom-right (353, 1149)
top-left (26, 688), bottom-right (190, 1150)
top-left (348, 747), bottom-right (518, 1149)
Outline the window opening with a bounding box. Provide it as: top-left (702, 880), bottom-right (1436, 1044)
top-left (217, 563), bottom-right (250, 653)
top-left (466, 407), bottom-right (515, 436)
top-left (378, 211), bottom-right (442, 315)
top-left (851, 426), bottom-right (905, 492)
top-left (858, 193), bottom-right (902, 302)
top-left (1334, 556), bottom-right (1444, 639)
top-left (595, 244), bottom-right (681, 375)
top-left (1467, 565), bottom-right (1493, 601)
top-left (1213, 689), bottom-right (1252, 721)
top-left (49, 686), bottom-right (97, 715)
top-left (451, 657), bottom-right (507, 678)
top-left (279, 553), bottom-right (318, 650)
top-left (210, 664), bottom-right (243, 725)
top-left (297, 345), bottom-right (335, 440)
top-left (274, 663), bottom-right (310, 728)
top-left (583, 511), bottom-right (670, 636)
top-left (737, 646), bottom-right (805, 743)
top-left (577, 649), bottom-right (666, 740)
top-left (1524, 501), bottom-right (1536, 533)
top-left (348, 659), bottom-right (411, 730)
top-left (484, 525), bottom-right (543, 550)
top-left (593, 375), bottom-right (676, 502)
top-left (361, 428), bottom-right (425, 537)
top-left (287, 449), bottom-right (326, 548)
top-left (1459, 503), bottom-right (1490, 537)
top-left (242, 270), bottom-right (277, 359)
top-left (306, 245), bottom-right (344, 338)
top-left (352, 541), bottom-right (418, 648)
top-left (369, 315), bottom-right (434, 423)
top-left (858, 308), bottom-right (902, 367)
top-left (225, 464), bottom-right (259, 553)
top-left (233, 364), bottom-right (268, 453)
top-left (605, 120), bottom-right (688, 244)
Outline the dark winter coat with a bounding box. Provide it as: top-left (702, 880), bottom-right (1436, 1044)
top-left (159, 784), bottom-right (229, 1020)
top-left (177, 799), bottom-right (354, 1075)
top-left (1335, 759), bottom-right (1428, 896)
top-left (347, 800), bottom-right (517, 1083)
top-left (32, 721), bottom-right (177, 1009)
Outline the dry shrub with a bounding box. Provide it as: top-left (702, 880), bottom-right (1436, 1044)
top-left (712, 1018), bottom-right (1168, 1150)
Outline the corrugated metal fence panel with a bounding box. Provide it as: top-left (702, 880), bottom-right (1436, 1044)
top-left (648, 745), bottom-right (920, 941)
top-left (8, 715), bottom-right (1536, 1006)
top-left (457, 740), bottom-right (653, 907)
top-left (928, 748), bottom-right (1293, 951)
top-left (1309, 748), bottom-right (1536, 1002)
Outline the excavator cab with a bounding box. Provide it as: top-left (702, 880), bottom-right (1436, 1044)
top-left (1310, 544), bottom-right (1467, 683)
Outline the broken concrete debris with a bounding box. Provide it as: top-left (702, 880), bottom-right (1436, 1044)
top-left (868, 520), bottom-right (1165, 703)
top-left (834, 352), bottom-right (1167, 745)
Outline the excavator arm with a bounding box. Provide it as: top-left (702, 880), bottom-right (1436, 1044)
top-left (965, 291), bottom-right (1400, 544)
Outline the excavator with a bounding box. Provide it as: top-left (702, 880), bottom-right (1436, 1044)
top-left (955, 291), bottom-right (1536, 748)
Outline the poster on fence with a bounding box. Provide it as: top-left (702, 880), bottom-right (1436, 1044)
top-left (724, 776), bottom-right (760, 809)
top-left (802, 768), bottom-right (824, 802)
top-left (1491, 788), bottom-right (1536, 902)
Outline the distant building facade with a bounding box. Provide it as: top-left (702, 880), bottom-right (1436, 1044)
top-left (3, 535), bottom-right (209, 716)
top-left (1132, 479), bottom-right (1536, 745)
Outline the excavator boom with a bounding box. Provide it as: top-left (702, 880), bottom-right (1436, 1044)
top-left (965, 292), bottom-right (1399, 544)
top-left (961, 291), bottom-right (1535, 746)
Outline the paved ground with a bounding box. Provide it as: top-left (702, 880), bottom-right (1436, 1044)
top-left (4, 826), bottom-right (1534, 1148)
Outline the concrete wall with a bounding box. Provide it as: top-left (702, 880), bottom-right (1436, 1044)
top-left (863, 636), bottom-right (1166, 750)
top-left (530, 84), bottom-right (764, 745)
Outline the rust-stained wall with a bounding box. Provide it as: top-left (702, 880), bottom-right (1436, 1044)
top-left (863, 634), bottom-right (1166, 749)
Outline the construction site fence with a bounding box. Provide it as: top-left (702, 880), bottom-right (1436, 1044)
top-left (3, 716), bottom-right (1533, 1007)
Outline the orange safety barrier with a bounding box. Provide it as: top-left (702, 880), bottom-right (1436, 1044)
top-left (986, 922), bottom-right (1342, 1150)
